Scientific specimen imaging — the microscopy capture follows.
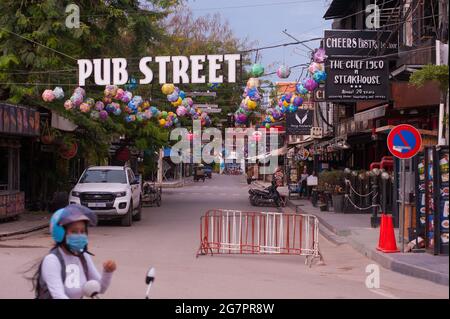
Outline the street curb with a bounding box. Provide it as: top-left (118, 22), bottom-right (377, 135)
top-left (286, 199), bottom-right (449, 286)
top-left (285, 200), bottom-right (347, 246)
top-left (318, 223), bottom-right (348, 246)
top-left (0, 223), bottom-right (48, 239)
top-left (346, 235), bottom-right (449, 286)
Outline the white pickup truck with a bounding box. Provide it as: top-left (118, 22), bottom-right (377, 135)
top-left (69, 166), bottom-right (142, 226)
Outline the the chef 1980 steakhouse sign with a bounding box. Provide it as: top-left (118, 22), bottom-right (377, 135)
top-left (325, 57), bottom-right (389, 101)
top-left (323, 30), bottom-right (393, 102)
top-left (387, 124), bottom-right (422, 159)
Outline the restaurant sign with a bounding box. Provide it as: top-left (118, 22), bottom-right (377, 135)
top-left (324, 30), bottom-right (398, 57)
top-left (325, 57), bottom-right (389, 101)
top-left (286, 110), bottom-right (313, 135)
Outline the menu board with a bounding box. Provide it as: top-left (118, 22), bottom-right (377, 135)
top-left (438, 148), bottom-right (449, 254)
top-left (426, 148), bottom-right (435, 250)
top-left (417, 155), bottom-right (426, 233)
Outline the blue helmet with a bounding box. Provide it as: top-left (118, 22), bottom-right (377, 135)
top-left (50, 204), bottom-right (97, 243)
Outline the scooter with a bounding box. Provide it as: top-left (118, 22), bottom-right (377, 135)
top-left (82, 266), bottom-right (156, 299)
top-left (248, 181), bottom-right (283, 207)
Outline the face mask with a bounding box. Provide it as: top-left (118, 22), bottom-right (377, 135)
top-left (66, 234), bottom-right (88, 253)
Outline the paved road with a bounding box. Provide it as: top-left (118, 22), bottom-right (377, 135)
top-left (0, 174), bottom-right (448, 299)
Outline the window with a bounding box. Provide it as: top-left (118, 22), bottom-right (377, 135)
top-left (79, 169), bottom-right (127, 184)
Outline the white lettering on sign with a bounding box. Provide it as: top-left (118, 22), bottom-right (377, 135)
top-left (77, 54), bottom-right (241, 86)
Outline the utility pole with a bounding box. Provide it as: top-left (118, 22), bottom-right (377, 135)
top-left (437, 0), bottom-right (449, 146)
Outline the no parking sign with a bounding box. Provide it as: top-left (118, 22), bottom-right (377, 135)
top-left (387, 124), bottom-right (422, 159)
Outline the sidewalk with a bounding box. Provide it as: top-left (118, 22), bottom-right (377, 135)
top-left (157, 178), bottom-right (193, 188)
top-left (0, 211), bottom-right (50, 238)
top-left (288, 198), bottom-right (449, 286)
top-left (252, 179), bottom-right (449, 286)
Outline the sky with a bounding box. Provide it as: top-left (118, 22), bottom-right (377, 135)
top-left (186, 0), bottom-right (333, 84)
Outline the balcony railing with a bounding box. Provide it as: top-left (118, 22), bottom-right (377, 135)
top-left (397, 37), bottom-right (436, 66)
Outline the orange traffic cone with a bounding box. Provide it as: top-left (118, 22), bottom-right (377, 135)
top-left (377, 214), bottom-right (387, 250)
top-left (377, 214), bottom-right (399, 253)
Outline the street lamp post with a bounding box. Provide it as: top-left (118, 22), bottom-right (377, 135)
top-left (370, 168), bottom-right (381, 228)
top-left (381, 171), bottom-right (390, 213)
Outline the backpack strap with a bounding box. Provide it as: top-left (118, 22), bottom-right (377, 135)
top-left (79, 253), bottom-right (90, 281)
top-left (36, 247), bottom-right (66, 299)
top-left (50, 247), bottom-right (66, 284)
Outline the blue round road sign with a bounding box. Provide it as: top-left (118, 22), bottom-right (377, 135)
top-left (387, 124), bottom-right (422, 159)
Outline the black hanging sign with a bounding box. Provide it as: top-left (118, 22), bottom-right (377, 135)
top-left (324, 30), bottom-right (398, 57)
top-left (286, 109), bottom-right (313, 135)
top-left (325, 57), bottom-right (389, 101)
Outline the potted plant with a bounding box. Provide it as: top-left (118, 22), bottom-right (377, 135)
top-left (318, 192), bottom-right (329, 212)
top-left (40, 122), bottom-right (61, 145)
top-left (58, 134), bottom-right (78, 160)
top-left (319, 170), bottom-right (346, 213)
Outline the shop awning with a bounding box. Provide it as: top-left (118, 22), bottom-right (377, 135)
top-left (323, 0), bottom-right (357, 19)
top-left (294, 137), bottom-right (314, 148)
top-left (246, 146), bottom-right (287, 161)
top-left (354, 105), bottom-right (387, 122)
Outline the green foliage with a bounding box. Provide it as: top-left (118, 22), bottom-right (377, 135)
top-left (318, 170), bottom-right (346, 194)
top-left (0, 1), bottom-right (248, 169)
top-left (409, 64), bottom-right (449, 93)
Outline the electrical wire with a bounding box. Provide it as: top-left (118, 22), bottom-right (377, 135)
top-left (0, 27), bottom-right (77, 62)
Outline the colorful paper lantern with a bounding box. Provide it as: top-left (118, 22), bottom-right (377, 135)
top-left (42, 89), bottom-right (55, 102)
top-left (277, 65), bottom-right (291, 78)
top-left (79, 102), bottom-right (90, 113)
top-left (167, 91), bottom-right (179, 102)
top-left (53, 87), bottom-right (64, 100)
top-left (74, 87), bottom-right (86, 97)
top-left (124, 77), bottom-right (138, 91)
top-left (313, 48), bottom-right (327, 63)
top-left (64, 100), bottom-right (73, 110)
top-left (313, 70), bottom-right (327, 83)
top-left (247, 77), bottom-right (260, 88)
top-left (95, 101), bottom-right (105, 111)
top-left (296, 83), bottom-right (309, 95)
top-left (161, 83), bottom-right (175, 95)
top-left (304, 78), bottom-right (319, 92)
top-left (99, 110), bottom-right (108, 121)
top-left (251, 63), bottom-right (265, 77)
top-left (308, 62), bottom-right (324, 74)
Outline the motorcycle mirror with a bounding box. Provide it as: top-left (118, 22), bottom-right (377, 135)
top-left (146, 267), bottom-right (156, 284)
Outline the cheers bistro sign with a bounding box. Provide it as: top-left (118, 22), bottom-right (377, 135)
top-left (77, 54), bottom-right (241, 86)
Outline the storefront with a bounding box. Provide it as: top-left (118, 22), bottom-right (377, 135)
top-left (0, 103), bottom-right (40, 219)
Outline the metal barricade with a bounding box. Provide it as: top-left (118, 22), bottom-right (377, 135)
top-left (197, 209), bottom-right (323, 267)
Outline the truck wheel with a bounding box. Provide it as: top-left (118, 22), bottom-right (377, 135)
top-left (133, 198), bottom-right (142, 221)
top-left (121, 201), bottom-right (133, 226)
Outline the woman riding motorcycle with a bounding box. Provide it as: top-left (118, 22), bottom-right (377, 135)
top-left (32, 204), bottom-right (116, 299)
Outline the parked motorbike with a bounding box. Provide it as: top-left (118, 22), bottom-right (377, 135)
top-left (248, 181), bottom-right (283, 207)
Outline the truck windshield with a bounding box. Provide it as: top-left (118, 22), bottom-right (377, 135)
top-left (79, 170), bottom-right (127, 184)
